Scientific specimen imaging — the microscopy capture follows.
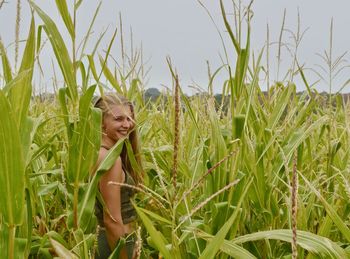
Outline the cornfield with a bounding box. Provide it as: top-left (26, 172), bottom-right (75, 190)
top-left (1, 0), bottom-right (350, 258)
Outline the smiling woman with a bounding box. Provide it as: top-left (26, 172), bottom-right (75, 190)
top-left (93, 93), bottom-right (142, 259)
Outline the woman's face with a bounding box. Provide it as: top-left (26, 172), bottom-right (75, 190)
top-left (102, 104), bottom-right (134, 142)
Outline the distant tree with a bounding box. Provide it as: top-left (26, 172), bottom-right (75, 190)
top-left (144, 87), bottom-right (161, 102)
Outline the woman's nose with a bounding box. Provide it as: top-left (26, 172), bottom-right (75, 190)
top-left (122, 119), bottom-right (130, 128)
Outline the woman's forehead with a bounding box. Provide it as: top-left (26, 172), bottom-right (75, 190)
top-left (108, 104), bottom-right (132, 116)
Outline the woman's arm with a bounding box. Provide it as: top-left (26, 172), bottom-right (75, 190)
top-left (99, 155), bottom-right (126, 250)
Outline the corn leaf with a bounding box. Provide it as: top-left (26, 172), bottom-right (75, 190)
top-left (77, 139), bottom-right (124, 230)
top-left (109, 237), bottom-right (125, 259)
top-left (197, 232), bottom-right (256, 259)
top-left (30, 0), bottom-right (77, 101)
top-left (54, 0), bottom-right (75, 39)
top-left (232, 229), bottom-right (346, 258)
top-left (67, 85), bottom-right (100, 183)
top-left (50, 238), bottom-right (79, 259)
top-left (134, 204), bottom-right (172, 259)
top-left (301, 173), bottom-right (350, 242)
top-left (267, 84), bottom-right (294, 130)
top-left (98, 54), bottom-right (122, 93)
top-left (0, 90), bottom-right (25, 226)
top-left (9, 16), bottom-right (35, 132)
top-left (199, 178), bottom-right (253, 259)
top-left (0, 39), bottom-right (13, 83)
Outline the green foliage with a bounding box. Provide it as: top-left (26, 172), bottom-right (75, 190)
top-left (29, 0), bottom-right (78, 102)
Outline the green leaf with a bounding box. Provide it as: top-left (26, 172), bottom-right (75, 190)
top-left (77, 139), bottom-right (124, 230)
top-left (98, 54), bottom-right (122, 93)
top-left (267, 84), bottom-right (294, 130)
top-left (0, 90), bottom-right (25, 226)
top-left (2, 70), bottom-right (30, 95)
top-left (273, 115), bottom-right (328, 173)
top-left (181, 89), bottom-right (202, 138)
top-left (58, 88), bottom-right (71, 138)
top-left (36, 25), bottom-right (43, 53)
top-left (232, 230), bottom-right (346, 258)
top-left (233, 114), bottom-right (245, 139)
top-left (75, 0), bottom-right (84, 10)
top-left (29, 0), bottom-right (77, 101)
top-left (8, 17), bottom-right (35, 133)
top-left (55, 0), bottom-right (75, 39)
top-left (24, 189), bottom-right (33, 258)
top-left (78, 1), bottom-right (102, 60)
top-left (199, 177), bottom-right (253, 259)
top-left (136, 207), bottom-right (172, 225)
top-left (21, 117), bottom-right (35, 166)
top-left (125, 139), bottom-right (142, 175)
top-left (300, 173), bottom-right (350, 243)
top-left (0, 39), bottom-right (13, 83)
top-left (134, 204), bottom-right (172, 259)
top-left (38, 181), bottom-right (59, 196)
top-left (220, 0), bottom-right (240, 53)
top-left (127, 79), bottom-right (142, 103)
top-left (77, 61), bottom-right (87, 92)
top-left (50, 238), bottom-right (79, 259)
top-left (197, 232), bottom-right (256, 259)
top-left (67, 85), bottom-right (99, 183)
top-left (87, 55), bottom-right (99, 82)
top-left (244, 47), bottom-right (264, 131)
top-left (19, 17), bottom-right (35, 77)
top-left (220, 240), bottom-right (256, 259)
top-left (109, 237), bottom-right (126, 259)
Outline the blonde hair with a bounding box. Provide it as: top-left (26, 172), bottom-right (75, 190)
top-left (94, 93), bottom-right (142, 184)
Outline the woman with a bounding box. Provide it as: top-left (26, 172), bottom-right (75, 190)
top-left (94, 93), bottom-right (142, 259)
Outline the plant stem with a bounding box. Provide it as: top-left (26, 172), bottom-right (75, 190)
top-left (15, 0), bottom-right (21, 72)
top-left (73, 182), bottom-right (78, 228)
top-left (73, 0), bottom-right (77, 80)
top-left (266, 23), bottom-right (270, 100)
top-left (172, 74), bottom-right (180, 190)
top-left (292, 152), bottom-right (298, 259)
top-left (8, 225), bottom-right (16, 259)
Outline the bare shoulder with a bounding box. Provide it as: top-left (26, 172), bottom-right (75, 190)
top-left (92, 148), bottom-right (109, 173)
top-left (93, 148), bottom-right (122, 177)
top-left (97, 149), bottom-right (124, 183)
top-left (96, 148), bottom-right (109, 166)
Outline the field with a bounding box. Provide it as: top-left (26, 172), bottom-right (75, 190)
top-left (1, 1), bottom-right (350, 258)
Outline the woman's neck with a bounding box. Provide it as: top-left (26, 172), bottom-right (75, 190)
top-left (101, 136), bottom-right (116, 150)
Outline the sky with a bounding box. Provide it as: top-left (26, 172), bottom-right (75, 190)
top-left (1, 0), bottom-right (350, 94)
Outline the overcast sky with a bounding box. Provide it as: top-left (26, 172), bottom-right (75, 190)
top-left (1, 0), bottom-right (350, 94)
